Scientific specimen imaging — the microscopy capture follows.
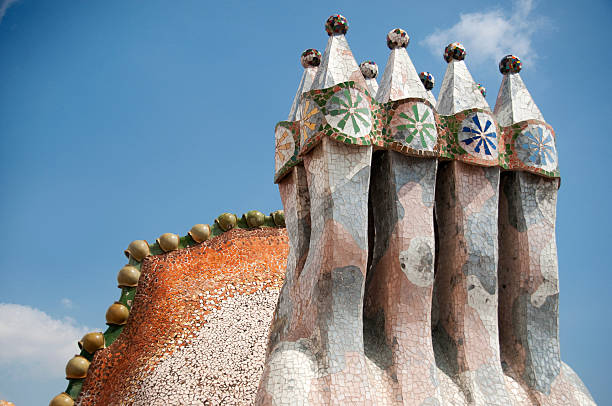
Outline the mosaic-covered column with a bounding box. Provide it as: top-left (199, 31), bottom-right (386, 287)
top-left (260, 15), bottom-right (377, 404)
top-left (433, 43), bottom-right (511, 405)
top-left (269, 164), bottom-right (311, 349)
top-left (495, 55), bottom-right (562, 397)
top-left (261, 49), bottom-right (321, 406)
top-left (301, 136), bottom-right (373, 401)
top-left (268, 49), bottom-right (320, 353)
top-left (494, 55), bottom-right (595, 406)
top-left (364, 28), bottom-right (442, 405)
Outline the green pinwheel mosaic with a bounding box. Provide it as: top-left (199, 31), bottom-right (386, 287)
top-left (324, 88), bottom-right (372, 139)
top-left (392, 103), bottom-right (437, 151)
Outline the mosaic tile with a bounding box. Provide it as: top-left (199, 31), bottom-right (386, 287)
top-left (288, 58), bottom-right (319, 122)
top-left (457, 111), bottom-right (499, 160)
top-left (434, 160), bottom-right (511, 405)
top-left (325, 87), bottom-right (373, 138)
top-left (494, 53), bottom-right (573, 403)
top-left (499, 171), bottom-right (561, 395)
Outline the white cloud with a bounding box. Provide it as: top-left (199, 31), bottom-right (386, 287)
top-left (421, 0), bottom-right (549, 66)
top-left (0, 0), bottom-right (19, 25)
top-left (60, 298), bottom-right (73, 309)
top-left (0, 303), bottom-right (89, 379)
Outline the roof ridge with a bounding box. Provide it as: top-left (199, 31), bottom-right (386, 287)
top-left (49, 210), bottom-right (285, 405)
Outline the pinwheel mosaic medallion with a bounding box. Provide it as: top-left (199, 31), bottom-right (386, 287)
top-left (300, 98), bottom-right (322, 148)
top-left (274, 125), bottom-right (295, 173)
top-left (391, 102), bottom-right (437, 151)
top-left (324, 88), bottom-right (372, 139)
top-left (515, 124), bottom-right (557, 171)
top-left (459, 112), bottom-right (498, 160)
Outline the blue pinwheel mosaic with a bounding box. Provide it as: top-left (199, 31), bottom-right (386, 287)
top-left (458, 112), bottom-right (498, 159)
top-left (516, 124), bottom-right (557, 171)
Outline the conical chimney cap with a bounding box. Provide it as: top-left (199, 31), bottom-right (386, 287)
top-left (311, 14), bottom-right (366, 90)
top-left (288, 49), bottom-right (320, 121)
top-left (437, 42), bottom-right (490, 115)
top-left (376, 28), bottom-right (429, 103)
top-left (493, 55), bottom-right (544, 126)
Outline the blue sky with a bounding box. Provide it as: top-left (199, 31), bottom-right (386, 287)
top-left (0, 0), bottom-right (610, 404)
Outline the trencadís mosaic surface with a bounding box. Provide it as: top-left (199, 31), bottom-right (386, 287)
top-left (274, 49), bottom-right (560, 182)
top-left (50, 13), bottom-right (594, 406)
top-left (263, 13), bottom-right (592, 406)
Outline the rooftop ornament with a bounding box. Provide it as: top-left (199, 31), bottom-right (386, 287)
top-left (216, 212), bottom-right (237, 231)
top-left (359, 60), bottom-right (378, 79)
top-left (245, 210), bottom-right (266, 228)
top-left (444, 42), bottom-right (466, 62)
top-left (65, 355), bottom-right (90, 379)
top-left (78, 332), bottom-right (105, 354)
top-left (53, 202), bottom-right (286, 403)
top-left (124, 240), bottom-right (150, 262)
top-left (271, 210), bottom-right (285, 227)
top-left (49, 393), bottom-right (74, 406)
top-left (117, 265), bottom-right (141, 288)
top-left (188, 223), bottom-right (211, 243)
top-left (157, 233), bottom-right (180, 252)
top-left (386, 28), bottom-right (409, 49)
top-left (499, 54), bottom-right (522, 74)
top-left (477, 83), bottom-right (487, 97)
top-left (106, 302), bottom-right (129, 325)
top-left (324, 14), bottom-right (348, 36)
top-left (419, 71), bottom-right (435, 90)
top-left (300, 49), bottom-right (321, 68)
